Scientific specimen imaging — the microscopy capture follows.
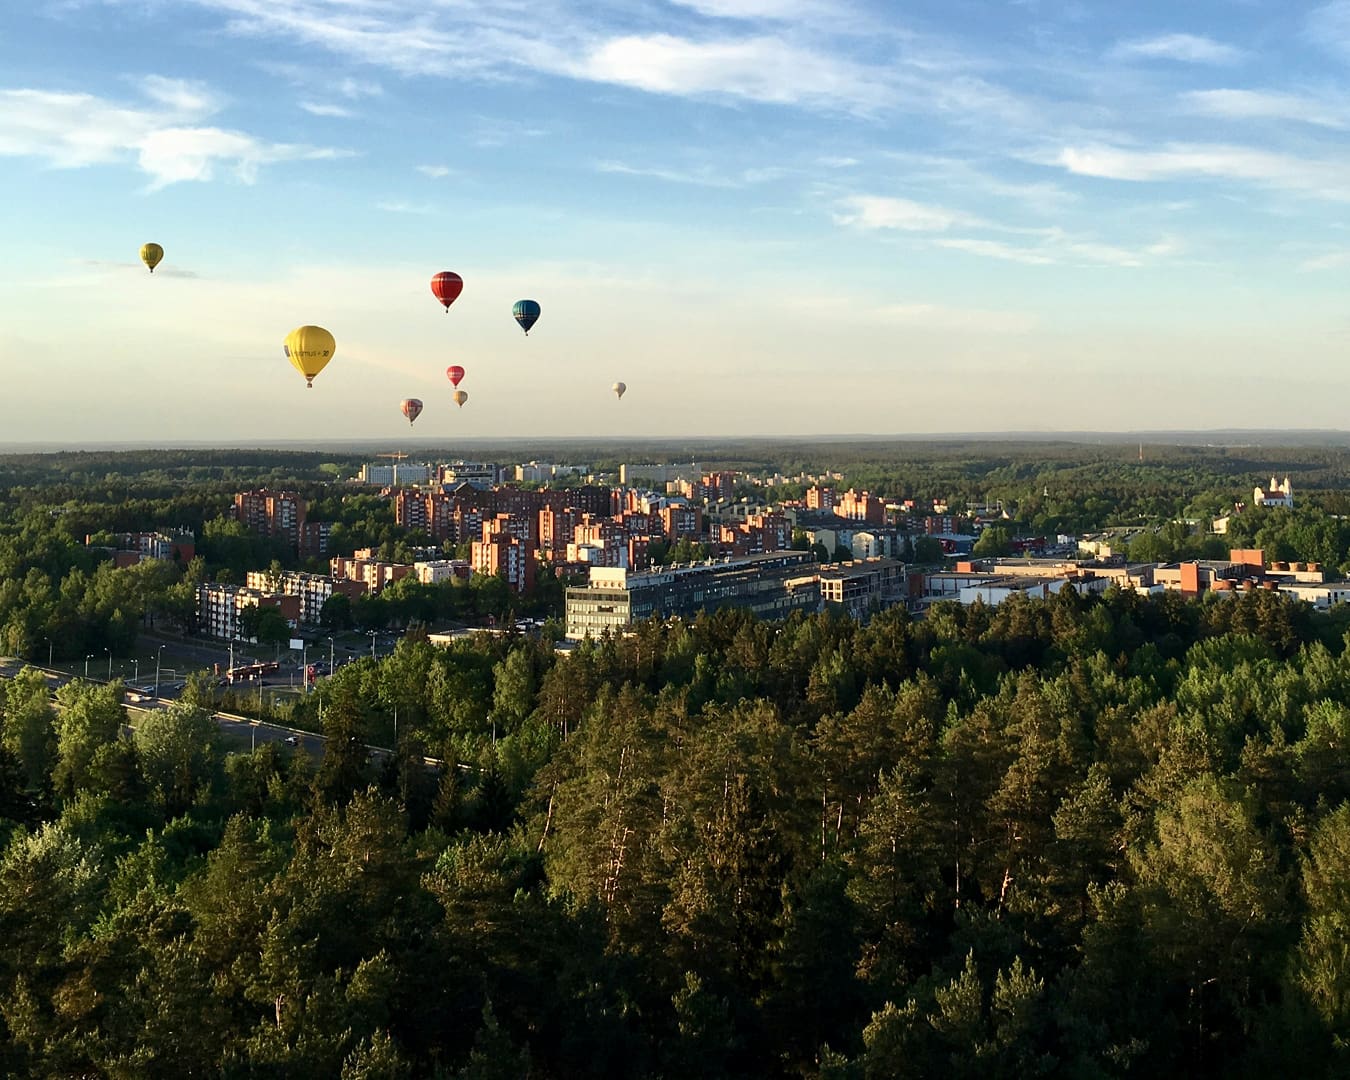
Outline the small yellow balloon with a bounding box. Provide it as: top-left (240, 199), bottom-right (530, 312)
top-left (140, 243), bottom-right (164, 273)
top-left (453, 389), bottom-right (469, 408)
top-left (283, 325), bottom-right (336, 388)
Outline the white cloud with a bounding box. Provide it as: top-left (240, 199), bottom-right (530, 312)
top-left (337, 77), bottom-right (383, 99)
top-left (1182, 88), bottom-right (1347, 129)
top-left (139, 76), bottom-right (220, 114)
top-left (0, 82), bottom-right (342, 187)
top-left (667, 0), bottom-right (842, 19)
top-left (838, 191), bottom-right (1179, 267)
top-left (834, 194), bottom-right (979, 232)
top-left (816, 155), bottom-right (859, 167)
top-left (933, 237), bottom-right (1055, 265)
top-left (1113, 33), bottom-right (1244, 64)
top-left (596, 158), bottom-right (785, 187)
top-left (416, 164), bottom-right (452, 178)
top-left (569, 33), bottom-right (888, 109)
top-left (1055, 142), bottom-right (1350, 199)
top-left (299, 101), bottom-right (355, 117)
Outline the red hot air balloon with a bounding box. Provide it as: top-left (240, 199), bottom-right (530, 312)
top-left (400, 398), bottom-right (424, 425)
top-left (430, 271), bottom-right (463, 312)
top-left (446, 365), bottom-right (465, 388)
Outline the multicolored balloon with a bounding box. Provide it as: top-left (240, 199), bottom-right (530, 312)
top-left (283, 325), bottom-right (335, 388)
top-left (446, 365), bottom-right (465, 388)
top-left (431, 271), bottom-right (463, 312)
top-left (452, 389), bottom-right (469, 408)
top-left (400, 398), bottom-right (424, 425)
top-left (612, 381), bottom-right (627, 400)
top-left (512, 299), bottom-right (540, 335)
top-left (140, 243), bottom-right (164, 273)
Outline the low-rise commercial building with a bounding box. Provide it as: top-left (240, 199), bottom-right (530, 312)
top-left (565, 550), bottom-right (818, 639)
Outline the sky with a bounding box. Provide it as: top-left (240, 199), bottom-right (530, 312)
top-left (4, 0), bottom-right (1350, 443)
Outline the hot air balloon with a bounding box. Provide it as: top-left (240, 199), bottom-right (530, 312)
top-left (140, 243), bottom-right (164, 273)
top-left (512, 299), bottom-right (541, 335)
top-left (431, 272), bottom-right (463, 312)
top-left (283, 325), bottom-right (336, 388)
top-left (400, 398), bottom-right (424, 425)
top-left (452, 390), bottom-right (469, 408)
top-left (446, 365), bottom-right (465, 388)
top-left (612, 381), bottom-right (627, 400)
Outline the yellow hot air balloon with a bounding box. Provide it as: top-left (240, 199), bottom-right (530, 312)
top-left (283, 325), bottom-right (336, 388)
top-left (612, 381), bottom-right (627, 400)
top-left (452, 389), bottom-right (469, 408)
top-left (140, 243), bottom-right (164, 273)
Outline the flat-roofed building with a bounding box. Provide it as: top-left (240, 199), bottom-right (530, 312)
top-left (197, 583), bottom-right (300, 640)
top-left (565, 550), bottom-right (818, 639)
top-left (811, 558), bottom-right (906, 621)
top-left (244, 570), bottom-right (364, 625)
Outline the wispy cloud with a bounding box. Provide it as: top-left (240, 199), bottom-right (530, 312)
top-left (837, 192), bottom-right (1178, 267)
top-left (416, 164), bottom-right (452, 178)
top-left (140, 0), bottom-right (903, 114)
top-left (1056, 142), bottom-right (1350, 200)
top-left (1113, 33), bottom-right (1244, 65)
top-left (376, 200), bottom-right (434, 214)
top-left (597, 158), bottom-right (785, 187)
top-left (833, 194), bottom-right (980, 232)
top-left (1307, 2), bottom-right (1350, 60)
top-left (0, 81), bottom-right (343, 187)
top-left (1182, 88), bottom-right (1348, 129)
top-left (668, 0), bottom-right (847, 21)
top-left (567, 33), bottom-right (890, 110)
top-left (299, 101), bottom-right (355, 117)
top-left (1298, 250), bottom-right (1350, 271)
top-left (933, 237), bottom-right (1055, 265)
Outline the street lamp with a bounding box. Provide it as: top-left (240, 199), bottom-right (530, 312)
top-left (132, 658), bottom-right (140, 685)
top-left (45, 638), bottom-right (52, 668)
top-left (154, 644), bottom-right (166, 702)
top-left (105, 647), bottom-right (112, 681)
top-left (368, 630), bottom-right (377, 660)
top-left (327, 636), bottom-right (335, 678)
top-left (84, 654), bottom-right (93, 678)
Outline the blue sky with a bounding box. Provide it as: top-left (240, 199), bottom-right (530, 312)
top-left (4, 0), bottom-right (1350, 441)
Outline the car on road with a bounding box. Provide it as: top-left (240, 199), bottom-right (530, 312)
top-left (284, 735), bottom-right (299, 746)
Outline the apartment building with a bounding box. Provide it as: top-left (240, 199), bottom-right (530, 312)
top-left (473, 534), bottom-right (536, 592)
top-left (243, 570), bottom-right (364, 625)
top-left (197, 583), bottom-right (300, 641)
top-left (329, 556), bottom-right (412, 595)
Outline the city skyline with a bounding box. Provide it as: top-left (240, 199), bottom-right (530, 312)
top-left (5, 1), bottom-right (1350, 440)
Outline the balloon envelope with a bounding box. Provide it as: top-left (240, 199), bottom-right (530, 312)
top-left (431, 272), bottom-right (463, 311)
top-left (400, 398), bottom-right (424, 425)
top-left (140, 243), bottom-right (163, 273)
top-left (612, 381), bottom-right (627, 399)
top-left (446, 365), bottom-right (465, 387)
top-left (452, 390), bottom-right (469, 408)
top-left (512, 299), bottom-right (541, 335)
top-left (283, 325), bottom-right (336, 388)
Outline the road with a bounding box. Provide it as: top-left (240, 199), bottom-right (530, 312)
top-left (0, 657), bottom-right (439, 769)
top-left (0, 656), bottom-right (331, 759)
